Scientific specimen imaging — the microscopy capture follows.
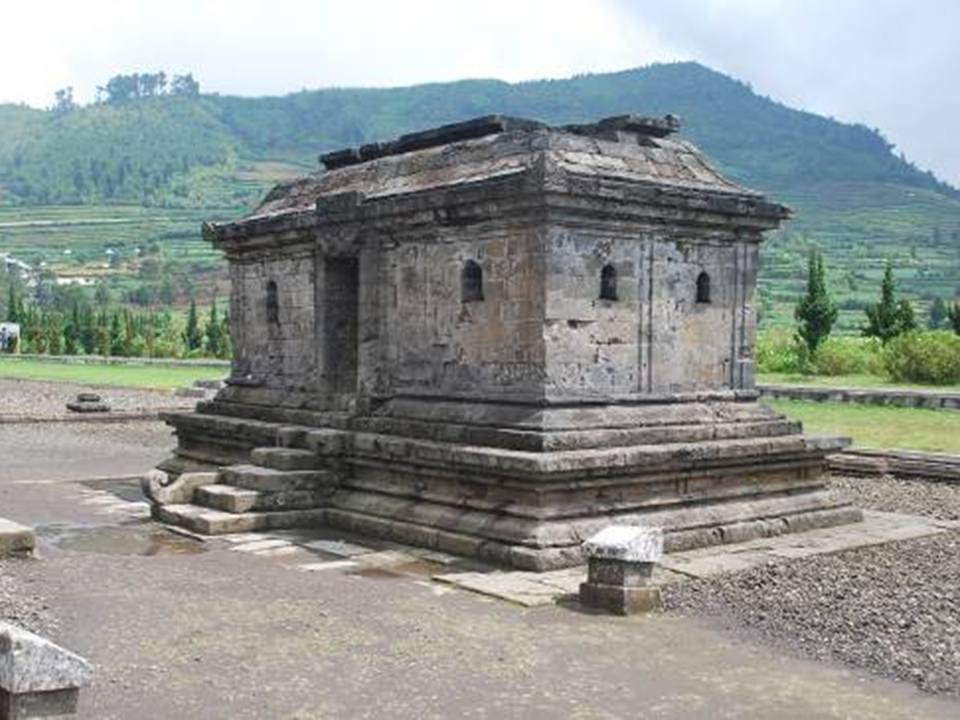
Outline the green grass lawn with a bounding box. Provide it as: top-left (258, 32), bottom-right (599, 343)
top-left (764, 398), bottom-right (960, 453)
top-left (0, 357), bottom-right (226, 391)
top-left (757, 372), bottom-right (960, 392)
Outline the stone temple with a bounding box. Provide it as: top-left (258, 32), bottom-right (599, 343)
top-left (147, 114), bottom-right (861, 570)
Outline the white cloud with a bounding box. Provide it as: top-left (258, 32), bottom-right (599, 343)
top-left (1, 0), bottom-right (956, 184)
top-left (0, 0), bottom-right (681, 104)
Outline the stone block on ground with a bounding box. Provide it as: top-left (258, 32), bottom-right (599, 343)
top-left (65, 393), bottom-right (110, 413)
top-left (0, 520), bottom-right (34, 558)
top-left (0, 621), bottom-right (93, 719)
top-left (579, 525), bottom-right (663, 615)
top-left (582, 525), bottom-right (664, 563)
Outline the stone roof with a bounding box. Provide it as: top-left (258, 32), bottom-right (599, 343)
top-left (209, 114), bottom-right (783, 238)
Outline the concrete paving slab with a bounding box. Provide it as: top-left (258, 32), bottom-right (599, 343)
top-left (302, 539), bottom-right (374, 557)
top-left (231, 538), bottom-right (292, 553)
top-left (297, 560), bottom-right (359, 572)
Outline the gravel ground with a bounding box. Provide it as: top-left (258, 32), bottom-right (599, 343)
top-left (0, 559), bottom-right (57, 638)
top-left (831, 474), bottom-right (960, 521)
top-left (662, 475), bottom-right (960, 696)
top-left (0, 377), bottom-right (195, 418)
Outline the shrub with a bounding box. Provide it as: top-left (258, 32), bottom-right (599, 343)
top-left (756, 329), bottom-right (809, 374)
top-left (882, 331), bottom-right (960, 385)
top-left (812, 336), bottom-right (883, 376)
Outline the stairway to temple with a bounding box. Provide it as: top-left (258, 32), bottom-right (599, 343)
top-left (155, 443), bottom-right (338, 535)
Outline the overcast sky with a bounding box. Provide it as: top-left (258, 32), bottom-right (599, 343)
top-left (1, 0), bottom-right (957, 185)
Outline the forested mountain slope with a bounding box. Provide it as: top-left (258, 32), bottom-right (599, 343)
top-left (1, 61), bottom-right (957, 328)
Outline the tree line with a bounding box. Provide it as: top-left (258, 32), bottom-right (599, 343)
top-left (790, 252), bottom-right (960, 384)
top-left (53, 72), bottom-right (200, 114)
top-left (3, 284), bottom-right (229, 359)
top-left (796, 253), bottom-right (960, 353)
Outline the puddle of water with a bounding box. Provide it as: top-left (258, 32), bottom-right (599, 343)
top-left (78, 478), bottom-right (144, 503)
top-left (40, 523), bottom-right (205, 556)
top-left (347, 559), bottom-right (445, 581)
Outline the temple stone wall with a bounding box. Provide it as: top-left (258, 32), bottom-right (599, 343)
top-left (156, 116), bottom-right (860, 570)
top-left (542, 229), bottom-right (757, 398)
top-left (230, 249), bottom-right (317, 393)
top-left (645, 239), bottom-right (752, 394)
top-left (381, 228), bottom-right (547, 400)
top-left (544, 228), bottom-right (642, 397)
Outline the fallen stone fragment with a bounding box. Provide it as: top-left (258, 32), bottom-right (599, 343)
top-left (0, 621), bottom-right (93, 719)
top-left (579, 525), bottom-right (663, 615)
top-left (65, 393), bottom-right (110, 413)
top-left (0, 521), bottom-right (33, 559)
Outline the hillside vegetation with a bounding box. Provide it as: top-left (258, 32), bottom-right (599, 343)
top-left (0, 61), bottom-right (957, 329)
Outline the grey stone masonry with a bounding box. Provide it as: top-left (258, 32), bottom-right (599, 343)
top-left (580, 526), bottom-right (663, 614)
top-left (154, 113), bottom-right (862, 570)
top-left (0, 622), bottom-right (93, 719)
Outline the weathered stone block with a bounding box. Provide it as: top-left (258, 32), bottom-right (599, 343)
top-left (141, 470), bottom-right (218, 506)
top-left (579, 526), bottom-right (664, 614)
top-left (0, 622), bottom-right (92, 719)
top-left (582, 525), bottom-right (664, 563)
top-left (578, 582), bottom-right (662, 615)
top-left (65, 393), bottom-right (110, 413)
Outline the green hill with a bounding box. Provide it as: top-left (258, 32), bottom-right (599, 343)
top-left (0, 61), bottom-right (957, 329)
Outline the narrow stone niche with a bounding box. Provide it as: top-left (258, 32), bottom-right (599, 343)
top-left (324, 257), bottom-right (359, 396)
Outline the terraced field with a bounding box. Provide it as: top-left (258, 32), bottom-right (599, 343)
top-left (761, 182), bottom-right (960, 332)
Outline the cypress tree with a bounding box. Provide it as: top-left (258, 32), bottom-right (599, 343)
top-left (109, 311), bottom-right (124, 356)
top-left (794, 250), bottom-right (838, 354)
top-left (864, 261), bottom-right (917, 342)
top-left (6, 286), bottom-right (17, 323)
top-left (204, 295), bottom-right (223, 357)
top-left (929, 297), bottom-right (948, 329)
top-left (184, 298), bottom-right (202, 351)
top-left (947, 302), bottom-right (960, 335)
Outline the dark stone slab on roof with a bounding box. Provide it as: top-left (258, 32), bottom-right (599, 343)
top-left (321, 115), bottom-right (547, 170)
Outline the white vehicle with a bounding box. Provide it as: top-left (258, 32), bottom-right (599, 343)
top-left (0, 322), bottom-right (20, 353)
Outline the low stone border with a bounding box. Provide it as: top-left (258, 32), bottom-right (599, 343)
top-left (0, 409), bottom-right (185, 425)
top-left (2, 354), bottom-right (229, 368)
top-left (758, 384), bottom-right (960, 411)
top-left (828, 448), bottom-right (960, 483)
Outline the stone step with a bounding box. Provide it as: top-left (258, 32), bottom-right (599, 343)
top-left (250, 447), bottom-right (322, 471)
top-left (195, 484), bottom-right (331, 514)
top-left (220, 464), bottom-right (335, 493)
top-left (156, 503), bottom-right (326, 535)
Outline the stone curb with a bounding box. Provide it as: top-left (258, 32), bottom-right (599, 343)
top-left (758, 384), bottom-right (960, 411)
top-left (828, 448), bottom-right (960, 483)
top-left (0, 409), bottom-right (186, 425)
top-left (5, 354), bottom-right (229, 368)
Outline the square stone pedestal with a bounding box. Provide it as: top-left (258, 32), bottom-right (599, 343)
top-left (579, 526), bottom-right (664, 615)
